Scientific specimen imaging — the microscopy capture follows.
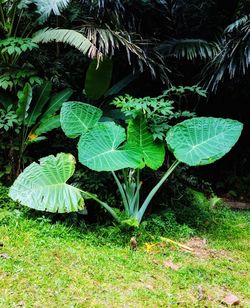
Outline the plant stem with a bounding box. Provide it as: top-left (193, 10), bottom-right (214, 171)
top-left (129, 180), bottom-right (141, 216)
top-left (81, 190), bottom-right (120, 223)
top-left (135, 168), bottom-right (140, 212)
top-left (0, 5), bottom-right (6, 28)
top-left (112, 171), bottom-right (129, 214)
top-left (137, 160), bottom-right (180, 223)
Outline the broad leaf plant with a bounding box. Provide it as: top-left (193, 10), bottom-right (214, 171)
top-left (10, 101), bottom-right (243, 226)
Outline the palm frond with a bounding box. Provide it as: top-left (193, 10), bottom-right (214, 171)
top-left (32, 28), bottom-right (102, 60)
top-left (84, 0), bottom-right (125, 13)
top-left (79, 25), bottom-right (169, 82)
top-left (159, 39), bottom-right (220, 60)
top-left (225, 14), bottom-right (250, 33)
top-left (204, 36), bottom-right (250, 91)
top-left (80, 26), bottom-right (146, 62)
top-left (19, 0), bottom-right (71, 23)
top-left (203, 15), bottom-right (250, 91)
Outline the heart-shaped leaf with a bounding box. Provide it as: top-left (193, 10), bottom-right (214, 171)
top-left (127, 115), bottom-right (165, 170)
top-left (78, 122), bottom-right (142, 171)
top-left (166, 117), bottom-right (243, 166)
top-left (9, 153), bottom-right (84, 213)
top-left (60, 101), bottom-right (102, 138)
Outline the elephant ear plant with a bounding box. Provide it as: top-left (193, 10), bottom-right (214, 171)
top-left (9, 101), bottom-right (243, 226)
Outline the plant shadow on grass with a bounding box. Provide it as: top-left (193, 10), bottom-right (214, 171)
top-left (1, 185), bottom-right (249, 248)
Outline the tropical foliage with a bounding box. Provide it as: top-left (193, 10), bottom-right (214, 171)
top-left (9, 100), bottom-right (243, 225)
top-left (1, 0), bottom-right (249, 228)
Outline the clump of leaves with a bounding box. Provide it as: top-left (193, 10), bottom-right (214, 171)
top-left (111, 85), bottom-right (205, 140)
top-left (0, 38), bottom-right (38, 56)
top-left (0, 105), bottom-right (20, 132)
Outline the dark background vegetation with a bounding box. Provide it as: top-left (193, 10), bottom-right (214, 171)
top-left (1, 0), bottom-right (250, 209)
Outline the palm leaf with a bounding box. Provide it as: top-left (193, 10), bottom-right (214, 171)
top-left (225, 15), bottom-right (250, 33)
top-left (159, 39), bottom-right (220, 60)
top-left (33, 28), bottom-right (102, 59)
top-left (19, 0), bottom-right (71, 23)
top-left (81, 25), bottom-right (147, 62)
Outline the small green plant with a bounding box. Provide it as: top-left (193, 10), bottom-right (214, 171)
top-left (0, 6), bottom-right (41, 91)
top-left (112, 85), bottom-right (204, 140)
top-left (0, 81), bottom-right (73, 180)
top-left (0, 105), bottom-right (19, 132)
top-left (9, 100), bottom-right (243, 226)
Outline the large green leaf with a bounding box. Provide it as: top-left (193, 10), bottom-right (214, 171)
top-left (127, 115), bottom-right (165, 170)
top-left (85, 59), bottom-right (113, 100)
top-left (25, 81), bottom-right (52, 127)
top-left (41, 88), bottom-right (73, 120)
top-left (78, 122), bottom-right (142, 171)
top-left (9, 153), bottom-right (84, 213)
top-left (166, 117), bottom-right (243, 166)
top-left (60, 101), bottom-right (102, 138)
top-left (27, 88), bottom-right (73, 140)
top-left (34, 115), bottom-right (61, 137)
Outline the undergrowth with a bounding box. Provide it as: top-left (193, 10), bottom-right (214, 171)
top-left (1, 185), bottom-right (249, 247)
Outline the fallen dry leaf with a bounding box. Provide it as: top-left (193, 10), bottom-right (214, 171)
top-left (15, 301), bottom-right (25, 307)
top-left (197, 285), bottom-right (205, 301)
top-left (163, 260), bottom-right (180, 271)
top-left (223, 294), bottom-right (240, 306)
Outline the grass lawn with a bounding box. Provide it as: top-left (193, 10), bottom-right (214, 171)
top-left (0, 187), bottom-right (250, 307)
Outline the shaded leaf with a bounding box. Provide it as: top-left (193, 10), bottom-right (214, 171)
top-left (41, 88), bottom-right (73, 120)
top-left (34, 115), bottom-right (60, 136)
top-left (25, 81), bottom-right (52, 127)
top-left (104, 73), bottom-right (138, 97)
top-left (16, 83), bottom-right (32, 121)
top-left (85, 58), bottom-right (113, 100)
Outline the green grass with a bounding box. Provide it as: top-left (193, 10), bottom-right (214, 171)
top-left (0, 186), bottom-right (250, 307)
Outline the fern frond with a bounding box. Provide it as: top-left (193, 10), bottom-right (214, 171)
top-left (32, 28), bottom-right (102, 59)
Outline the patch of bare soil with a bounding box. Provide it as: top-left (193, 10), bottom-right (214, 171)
top-left (223, 198), bottom-right (250, 210)
top-left (183, 237), bottom-right (229, 259)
